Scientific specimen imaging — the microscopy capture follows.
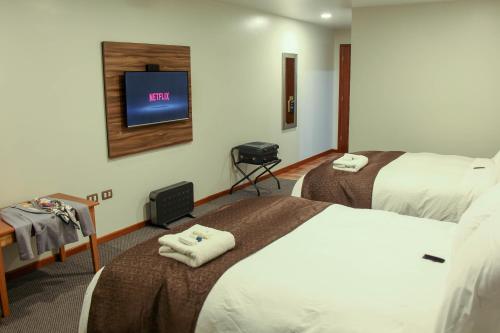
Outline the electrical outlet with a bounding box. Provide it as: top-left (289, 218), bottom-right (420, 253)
top-left (101, 189), bottom-right (113, 200)
top-left (86, 193), bottom-right (99, 202)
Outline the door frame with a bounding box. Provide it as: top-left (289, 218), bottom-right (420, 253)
top-left (338, 44), bottom-right (351, 153)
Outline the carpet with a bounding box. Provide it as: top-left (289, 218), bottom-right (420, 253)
top-left (0, 178), bottom-right (295, 332)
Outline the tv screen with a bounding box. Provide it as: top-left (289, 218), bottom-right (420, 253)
top-left (124, 71), bottom-right (189, 127)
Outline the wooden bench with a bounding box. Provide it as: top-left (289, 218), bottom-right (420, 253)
top-left (0, 193), bottom-right (100, 317)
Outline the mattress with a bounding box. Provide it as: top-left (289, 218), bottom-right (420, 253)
top-left (293, 152), bottom-right (497, 222)
top-left (80, 204), bottom-right (456, 333)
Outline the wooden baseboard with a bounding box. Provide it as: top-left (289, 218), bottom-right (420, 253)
top-left (195, 148), bottom-right (336, 206)
top-left (6, 148), bottom-right (336, 280)
top-left (275, 149), bottom-right (337, 175)
top-left (6, 255), bottom-right (59, 281)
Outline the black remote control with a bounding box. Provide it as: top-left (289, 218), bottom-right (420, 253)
top-left (422, 254), bottom-right (445, 263)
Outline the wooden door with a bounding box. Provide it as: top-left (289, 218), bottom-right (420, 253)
top-left (338, 44), bottom-right (351, 153)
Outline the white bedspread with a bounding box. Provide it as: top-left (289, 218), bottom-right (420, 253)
top-left (373, 153), bottom-right (497, 222)
top-left (80, 205), bottom-right (456, 333)
top-left (292, 152), bottom-right (497, 222)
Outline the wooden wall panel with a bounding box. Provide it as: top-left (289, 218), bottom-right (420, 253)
top-left (102, 42), bottom-right (193, 158)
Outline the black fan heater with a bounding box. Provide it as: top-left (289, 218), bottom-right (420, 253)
top-left (149, 181), bottom-right (195, 228)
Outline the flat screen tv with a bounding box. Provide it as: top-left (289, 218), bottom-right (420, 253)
top-left (124, 71), bottom-right (189, 128)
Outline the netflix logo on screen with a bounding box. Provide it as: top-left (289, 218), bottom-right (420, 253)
top-left (124, 71), bottom-right (189, 128)
top-left (149, 92), bottom-right (170, 102)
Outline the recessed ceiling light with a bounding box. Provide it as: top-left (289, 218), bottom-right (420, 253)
top-left (321, 12), bottom-right (332, 19)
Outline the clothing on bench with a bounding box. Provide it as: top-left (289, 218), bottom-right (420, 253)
top-left (0, 198), bottom-right (95, 260)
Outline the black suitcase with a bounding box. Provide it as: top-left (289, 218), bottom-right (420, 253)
top-left (237, 142), bottom-right (279, 164)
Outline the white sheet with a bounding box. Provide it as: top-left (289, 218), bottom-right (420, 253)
top-left (292, 152), bottom-right (497, 222)
top-left (373, 153), bottom-right (497, 222)
top-left (78, 267), bottom-right (103, 333)
top-left (437, 199), bottom-right (500, 333)
top-left (80, 205), bottom-right (456, 333)
top-left (493, 150), bottom-right (500, 182)
top-left (291, 174), bottom-right (305, 197)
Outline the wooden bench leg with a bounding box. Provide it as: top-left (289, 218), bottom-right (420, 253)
top-left (57, 245), bottom-right (67, 262)
top-left (89, 234), bottom-right (100, 273)
top-left (0, 246), bottom-right (11, 317)
top-left (89, 208), bottom-right (100, 273)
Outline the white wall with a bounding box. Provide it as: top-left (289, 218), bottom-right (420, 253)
top-left (0, 0), bottom-right (335, 271)
top-left (332, 29), bottom-right (351, 148)
top-left (350, 0), bottom-right (500, 157)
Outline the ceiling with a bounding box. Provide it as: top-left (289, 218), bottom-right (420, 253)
top-left (217, 0), bottom-right (456, 28)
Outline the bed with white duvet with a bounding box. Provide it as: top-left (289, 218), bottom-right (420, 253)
top-left (293, 151), bottom-right (500, 222)
top-left (80, 184), bottom-right (500, 333)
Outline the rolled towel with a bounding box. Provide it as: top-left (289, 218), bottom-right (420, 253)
top-left (332, 153), bottom-right (369, 173)
top-left (158, 224), bottom-right (235, 268)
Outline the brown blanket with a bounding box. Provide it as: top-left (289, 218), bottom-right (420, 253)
top-left (88, 196), bottom-right (329, 333)
top-left (301, 151), bottom-right (404, 208)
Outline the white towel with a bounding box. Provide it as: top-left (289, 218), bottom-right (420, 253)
top-left (158, 224), bottom-right (235, 268)
top-left (332, 153), bottom-right (369, 173)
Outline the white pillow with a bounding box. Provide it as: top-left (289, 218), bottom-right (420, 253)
top-left (452, 184), bottom-right (500, 253)
top-left (436, 213), bottom-right (500, 333)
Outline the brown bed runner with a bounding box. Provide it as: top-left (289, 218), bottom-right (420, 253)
top-left (88, 196), bottom-right (329, 333)
top-left (301, 151), bottom-right (404, 208)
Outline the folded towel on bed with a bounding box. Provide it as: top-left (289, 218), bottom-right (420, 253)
top-left (332, 153), bottom-right (369, 173)
top-left (158, 224), bottom-right (235, 268)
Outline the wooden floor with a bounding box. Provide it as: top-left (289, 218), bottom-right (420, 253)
top-left (278, 151), bottom-right (340, 181)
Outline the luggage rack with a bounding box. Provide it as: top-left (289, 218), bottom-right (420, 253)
top-left (229, 145), bottom-right (281, 196)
